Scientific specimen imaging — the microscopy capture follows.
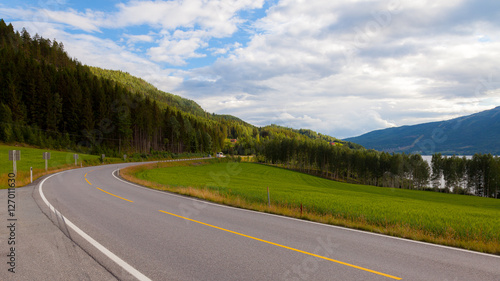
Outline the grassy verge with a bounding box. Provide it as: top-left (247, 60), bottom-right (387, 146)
top-left (0, 143), bottom-right (214, 189)
top-left (121, 159), bottom-right (500, 255)
top-left (0, 144), bottom-right (114, 188)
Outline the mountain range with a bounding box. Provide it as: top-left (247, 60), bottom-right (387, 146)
top-left (345, 106), bottom-right (500, 155)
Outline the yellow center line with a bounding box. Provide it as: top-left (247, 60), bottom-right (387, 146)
top-left (96, 187), bottom-right (134, 203)
top-left (158, 210), bottom-right (402, 280)
top-left (85, 170), bottom-right (133, 203)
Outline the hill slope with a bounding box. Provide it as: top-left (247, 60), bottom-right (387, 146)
top-left (345, 106), bottom-right (500, 155)
top-left (89, 67), bottom-right (208, 117)
top-left (89, 67), bottom-right (259, 127)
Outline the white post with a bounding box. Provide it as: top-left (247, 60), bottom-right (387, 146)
top-left (9, 150), bottom-right (20, 177)
top-left (30, 167), bottom-right (33, 183)
top-left (13, 150), bottom-right (17, 176)
top-left (43, 152), bottom-right (50, 171)
top-left (267, 186), bottom-right (270, 207)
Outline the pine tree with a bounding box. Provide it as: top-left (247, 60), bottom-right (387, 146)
top-left (0, 103), bottom-right (13, 142)
top-left (6, 73), bottom-right (25, 123)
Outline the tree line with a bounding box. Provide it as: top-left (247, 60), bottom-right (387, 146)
top-left (258, 136), bottom-right (499, 198)
top-left (258, 135), bottom-right (431, 190)
top-left (431, 154), bottom-right (500, 197)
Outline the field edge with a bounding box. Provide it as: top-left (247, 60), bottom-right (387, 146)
top-left (120, 160), bottom-right (500, 255)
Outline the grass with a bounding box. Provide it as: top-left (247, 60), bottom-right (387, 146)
top-left (121, 160), bottom-right (500, 255)
top-left (0, 144), bottom-right (111, 188)
top-left (0, 143), bottom-right (213, 189)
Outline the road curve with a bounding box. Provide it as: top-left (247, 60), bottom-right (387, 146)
top-left (36, 160), bottom-right (500, 281)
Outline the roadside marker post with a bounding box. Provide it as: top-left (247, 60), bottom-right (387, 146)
top-left (8, 150), bottom-right (20, 176)
top-left (43, 152), bottom-right (51, 171)
top-left (74, 154), bottom-right (79, 166)
top-left (267, 186), bottom-right (270, 207)
top-left (30, 167), bottom-right (33, 183)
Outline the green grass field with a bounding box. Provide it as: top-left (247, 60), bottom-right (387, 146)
top-left (0, 144), bottom-right (106, 188)
top-left (131, 160), bottom-right (500, 254)
top-left (0, 145), bottom-right (101, 172)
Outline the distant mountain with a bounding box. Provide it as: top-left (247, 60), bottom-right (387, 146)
top-left (344, 107), bottom-right (500, 155)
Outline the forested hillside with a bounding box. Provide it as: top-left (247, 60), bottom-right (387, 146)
top-left (0, 20), bottom-right (346, 156)
top-left (0, 19), bottom-right (253, 155)
top-left (89, 67), bottom-right (207, 117)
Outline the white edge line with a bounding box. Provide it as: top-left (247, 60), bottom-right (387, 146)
top-left (112, 162), bottom-right (500, 260)
top-left (38, 170), bottom-right (152, 281)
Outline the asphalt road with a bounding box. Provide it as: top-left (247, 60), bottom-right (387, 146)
top-left (0, 181), bottom-right (116, 281)
top-left (32, 161), bottom-right (500, 280)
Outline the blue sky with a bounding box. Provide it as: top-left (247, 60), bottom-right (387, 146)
top-left (1, 0), bottom-right (500, 138)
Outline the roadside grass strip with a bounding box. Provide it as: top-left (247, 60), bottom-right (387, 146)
top-left (0, 145), bottom-right (102, 189)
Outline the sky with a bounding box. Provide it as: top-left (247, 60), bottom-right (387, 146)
top-left (1, 0), bottom-right (500, 139)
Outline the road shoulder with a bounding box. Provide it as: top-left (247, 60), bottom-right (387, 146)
top-left (0, 182), bottom-right (117, 280)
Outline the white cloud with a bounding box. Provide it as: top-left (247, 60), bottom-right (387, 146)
top-left (40, 8), bottom-right (103, 32)
top-left (107, 0), bottom-right (263, 34)
top-left (124, 34), bottom-right (154, 45)
top-left (3, 0), bottom-right (500, 139)
top-left (148, 34), bottom-right (207, 65)
top-left (2, 0), bottom-right (266, 65)
top-left (176, 0), bottom-right (500, 138)
top-left (209, 42), bottom-right (242, 55)
top-left (104, 0), bottom-right (265, 65)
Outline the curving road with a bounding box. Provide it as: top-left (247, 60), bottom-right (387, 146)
top-left (35, 161), bottom-right (500, 280)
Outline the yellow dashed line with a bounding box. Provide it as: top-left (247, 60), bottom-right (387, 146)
top-left (96, 187), bottom-right (134, 203)
top-left (158, 210), bottom-right (402, 280)
top-left (85, 170), bottom-right (132, 202)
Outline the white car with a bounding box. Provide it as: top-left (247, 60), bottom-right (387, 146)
top-left (216, 152), bottom-right (225, 158)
